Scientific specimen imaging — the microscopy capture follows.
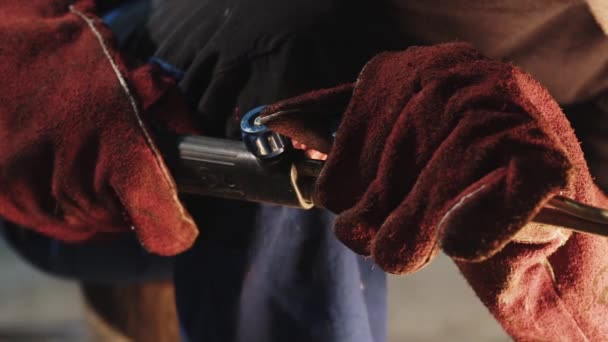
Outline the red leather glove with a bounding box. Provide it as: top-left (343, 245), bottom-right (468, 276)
top-left (0, 0), bottom-right (199, 255)
top-left (261, 43), bottom-right (608, 340)
top-left (262, 43), bottom-right (593, 271)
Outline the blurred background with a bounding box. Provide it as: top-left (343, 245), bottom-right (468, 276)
top-left (0, 234), bottom-right (510, 342)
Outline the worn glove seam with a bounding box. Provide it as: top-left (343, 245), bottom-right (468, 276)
top-left (541, 256), bottom-right (591, 342)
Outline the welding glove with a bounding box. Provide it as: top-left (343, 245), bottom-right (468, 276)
top-left (261, 42), bottom-right (598, 270)
top-left (0, 0), bottom-right (199, 255)
top-left (261, 42), bottom-right (608, 340)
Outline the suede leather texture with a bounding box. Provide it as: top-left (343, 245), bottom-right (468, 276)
top-left (262, 43), bottom-right (608, 340)
top-left (0, 0), bottom-right (199, 255)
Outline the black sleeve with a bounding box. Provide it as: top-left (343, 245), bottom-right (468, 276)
top-left (121, 0), bottom-right (399, 139)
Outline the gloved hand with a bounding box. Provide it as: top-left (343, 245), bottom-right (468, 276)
top-left (0, 0), bottom-right (199, 255)
top-left (260, 43), bottom-right (601, 274)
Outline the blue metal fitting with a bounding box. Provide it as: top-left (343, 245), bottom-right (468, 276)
top-left (240, 106), bottom-right (289, 160)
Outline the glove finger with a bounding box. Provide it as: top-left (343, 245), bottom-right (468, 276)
top-left (259, 84), bottom-right (353, 154)
top-left (438, 148), bottom-right (571, 261)
top-left (331, 101), bottom-right (427, 255)
top-left (111, 148), bottom-right (198, 256)
top-left (333, 184), bottom-right (391, 256)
